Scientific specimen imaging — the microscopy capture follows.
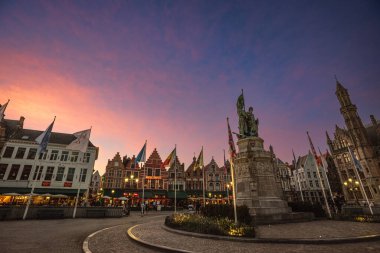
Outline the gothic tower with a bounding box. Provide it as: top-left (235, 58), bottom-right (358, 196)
top-left (331, 79), bottom-right (380, 205)
top-left (336, 80), bottom-right (370, 149)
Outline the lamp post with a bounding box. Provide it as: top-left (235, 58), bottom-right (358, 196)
top-left (226, 183), bottom-right (230, 204)
top-left (343, 178), bottom-right (360, 205)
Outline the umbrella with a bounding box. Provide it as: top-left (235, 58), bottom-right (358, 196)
top-left (51, 194), bottom-right (68, 198)
top-left (102, 196), bottom-right (111, 199)
top-left (118, 197), bottom-right (128, 201)
top-left (24, 193), bottom-right (38, 196)
top-left (3, 193), bottom-right (21, 196)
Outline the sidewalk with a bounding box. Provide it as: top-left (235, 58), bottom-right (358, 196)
top-left (88, 215), bottom-right (380, 253)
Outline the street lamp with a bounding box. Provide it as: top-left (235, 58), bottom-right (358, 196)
top-left (125, 175), bottom-right (139, 189)
top-left (343, 178), bottom-right (360, 205)
top-left (226, 183), bottom-right (231, 204)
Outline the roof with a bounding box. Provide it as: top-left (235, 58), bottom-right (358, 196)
top-left (9, 128), bottom-right (96, 148)
top-left (3, 119), bottom-right (20, 138)
top-left (185, 157), bottom-right (197, 172)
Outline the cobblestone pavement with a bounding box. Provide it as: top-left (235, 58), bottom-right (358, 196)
top-left (0, 211), bottom-right (170, 253)
top-left (88, 213), bottom-right (167, 253)
top-left (256, 220), bottom-right (380, 239)
top-left (130, 219), bottom-right (380, 253)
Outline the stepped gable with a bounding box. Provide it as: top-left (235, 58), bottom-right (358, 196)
top-left (124, 155), bottom-right (139, 169)
top-left (185, 156), bottom-right (197, 172)
top-left (145, 148), bottom-right (163, 168)
top-left (107, 152), bottom-right (125, 169)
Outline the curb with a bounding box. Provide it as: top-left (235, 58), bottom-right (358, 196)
top-left (82, 213), bottom-right (171, 253)
top-left (82, 224), bottom-right (125, 253)
top-left (127, 224), bottom-right (193, 253)
top-left (162, 224), bottom-right (380, 244)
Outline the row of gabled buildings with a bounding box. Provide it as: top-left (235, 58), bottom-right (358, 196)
top-left (92, 148), bottom-right (232, 206)
top-left (94, 147), bottom-right (344, 208)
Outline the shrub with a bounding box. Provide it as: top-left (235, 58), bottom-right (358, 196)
top-left (200, 204), bottom-right (252, 225)
top-left (165, 213), bottom-right (255, 237)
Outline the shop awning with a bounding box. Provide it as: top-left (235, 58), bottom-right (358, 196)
top-left (167, 191), bottom-right (187, 199)
top-left (0, 187), bottom-right (86, 196)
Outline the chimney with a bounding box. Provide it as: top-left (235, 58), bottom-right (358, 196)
top-left (18, 116), bottom-right (25, 129)
top-left (370, 115), bottom-right (377, 126)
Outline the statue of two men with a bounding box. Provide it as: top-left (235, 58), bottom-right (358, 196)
top-left (236, 90), bottom-right (259, 139)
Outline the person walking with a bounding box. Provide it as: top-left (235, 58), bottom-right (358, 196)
top-left (141, 202), bottom-right (145, 217)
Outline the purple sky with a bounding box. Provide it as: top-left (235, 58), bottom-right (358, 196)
top-left (1, 0), bottom-right (379, 174)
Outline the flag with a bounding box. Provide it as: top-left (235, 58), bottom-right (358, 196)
top-left (0, 99), bottom-right (10, 120)
top-left (194, 147), bottom-right (203, 170)
top-left (348, 146), bottom-right (363, 172)
top-left (227, 117), bottom-right (236, 158)
top-left (162, 147), bottom-right (176, 168)
top-left (66, 128), bottom-right (91, 153)
top-left (35, 117), bottom-right (56, 154)
top-left (135, 141), bottom-right (147, 163)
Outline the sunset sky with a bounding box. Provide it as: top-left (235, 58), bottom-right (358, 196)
top-left (1, 0), bottom-right (379, 174)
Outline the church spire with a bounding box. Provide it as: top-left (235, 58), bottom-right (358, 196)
top-left (326, 131), bottom-right (332, 143)
top-left (334, 79), bottom-right (369, 148)
top-left (335, 75), bottom-right (345, 92)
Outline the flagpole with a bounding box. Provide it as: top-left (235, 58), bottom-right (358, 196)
top-left (24, 116), bottom-right (56, 220)
top-left (307, 132), bottom-right (331, 218)
top-left (226, 117), bottom-right (237, 224)
top-left (318, 147), bottom-right (337, 213)
top-left (142, 140), bottom-right (147, 212)
top-left (23, 154), bottom-right (39, 220)
top-left (174, 145), bottom-right (177, 213)
top-left (201, 146), bottom-right (205, 208)
top-left (312, 153), bottom-right (332, 218)
top-left (223, 149), bottom-right (229, 204)
top-left (347, 146), bottom-right (373, 215)
top-left (229, 156), bottom-right (238, 224)
top-left (73, 165), bottom-right (83, 218)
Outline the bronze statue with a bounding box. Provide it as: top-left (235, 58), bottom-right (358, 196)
top-left (236, 90), bottom-right (258, 138)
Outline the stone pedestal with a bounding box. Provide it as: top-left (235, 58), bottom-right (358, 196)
top-left (234, 137), bottom-right (292, 220)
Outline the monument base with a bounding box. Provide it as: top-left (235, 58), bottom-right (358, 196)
top-left (235, 136), bottom-right (314, 224)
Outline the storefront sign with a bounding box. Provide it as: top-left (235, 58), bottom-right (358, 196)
top-left (64, 182), bottom-right (72, 187)
top-left (145, 176), bottom-right (161, 180)
top-left (41, 181), bottom-right (51, 187)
